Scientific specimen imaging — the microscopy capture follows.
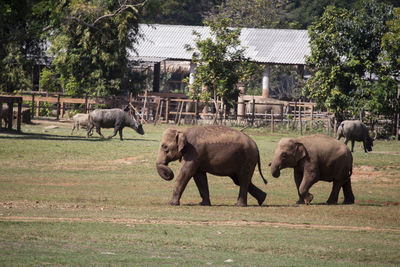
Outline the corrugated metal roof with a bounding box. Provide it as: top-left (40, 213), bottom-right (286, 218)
top-left (129, 24), bottom-right (310, 65)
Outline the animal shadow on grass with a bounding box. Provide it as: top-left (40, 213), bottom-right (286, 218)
top-left (0, 131), bottom-right (158, 142)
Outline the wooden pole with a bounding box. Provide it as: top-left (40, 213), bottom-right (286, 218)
top-left (251, 99), bottom-right (255, 126)
top-left (154, 98), bottom-right (161, 126)
top-left (36, 100), bottom-right (40, 117)
top-left (194, 100), bottom-right (198, 125)
top-left (310, 105), bottom-right (314, 130)
top-left (299, 106), bottom-right (303, 135)
top-left (56, 95), bottom-right (61, 120)
top-left (271, 110), bottom-right (274, 133)
top-left (31, 94), bottom-right (35, 118)
top-left (17, 100), bottom-right (22, 132)
top-left (177, 100), bottom-right (184, 126)
top-left (174, 101), bottom-right (181, 124)
top-left (0, 102), bottom-right (2, 128)
top-left (294, 101), bottom-right (297, 130)
top-left (7, 103), bottom-right (12, 130)
top-left (165, 98), bottom-right (169, 124)
top-left (84, 93), bottom-right (89, 113)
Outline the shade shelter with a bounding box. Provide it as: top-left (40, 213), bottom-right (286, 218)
top-left (129, 24), bottom-right (310, 97)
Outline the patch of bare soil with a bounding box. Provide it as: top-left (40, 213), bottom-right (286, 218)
top-left (351, 166), bottom-right (398, 185)
top-left (1, 216), bottom-right (399, 233)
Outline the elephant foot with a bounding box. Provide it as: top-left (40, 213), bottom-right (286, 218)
top-left (169, 199), bottom-right (180, 206)
top-left (296, 199), bottom-right (305, 205)
top-left (200, 200), bottom-right (211, 206)
top-left (235, 201), bottom-right (247, 207)
top-left (342, 199), bottom-right (355, 205)
top-left (304, 193), bottom-right (313, 205)
top-left (257, 192), bottom-right (267, 206)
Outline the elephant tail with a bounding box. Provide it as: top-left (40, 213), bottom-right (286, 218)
top-left (257, 156), bottom-right (268, 185)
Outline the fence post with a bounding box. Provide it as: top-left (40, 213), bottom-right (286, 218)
top-left (36, 100), bottom-right (40, 117)
top-left (294, 101), bottom-right (297, 130)
top-left (56, 94), bottom-right (61, 120)
top-left (328, 117), bottom-right (331, 136)
top-left (251, 99), bottom-right (255, 126)
top-left (310, 105), bottom-right (314, 130)
top-left (194, 100), bottom-right (198, 125)
top-left (7, 102), bottom-right (12, 130)
top-left (271, 110), bottom-right (274, 133)
top-left (85, 94), bottom-right (89, 113)
top-left (299, 106), bottom-right (303, 135)
top-left (17, 99), bottom-right (22, 132)
top-left (31, 94), bottom-right (35, 118)
top-left (165, 98), bottom-right (169, 124)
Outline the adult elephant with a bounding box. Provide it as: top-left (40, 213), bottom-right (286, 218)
top-left (156, 126), bottom-right (268, 207)
top-left (337, 120), bottom-right (373, 152)
top-left (270, 134), bottom-right (355, 205)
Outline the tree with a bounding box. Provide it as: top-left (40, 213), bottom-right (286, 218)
top-left (185, 18), bottom-right (258, 123)
top-left (0, 0), bottom-right (53, 92)
top-left (48, 0), bottom-right (145, 96)
top-left (204, 0), bottom-right (289, 28)
top-left (142, 0), bottom-right (220, 26)
top-left (305, 1), bottom-right (394, 120)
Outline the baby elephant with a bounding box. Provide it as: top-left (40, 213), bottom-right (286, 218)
top-left (156, 126), bottom-right (268, 207)
top-left (270, 134), bottom-right (355, 205)
top-left (337, 120), bottom-right (373, 152)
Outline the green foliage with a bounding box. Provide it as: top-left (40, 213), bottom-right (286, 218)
top-left (185, 18), bottom-right (258, 111)
top-left (39, 67), bottom-right (60, 92)
top-left (0, 0), bottom-right (47, 92)
top-left (142, 0), bottom-right (220, 26)
top-left (305, 1), bottom-right (396, 120)
top-left (48, 0), bottom-right (143, 97)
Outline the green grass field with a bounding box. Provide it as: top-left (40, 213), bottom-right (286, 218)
top-left (1, 120), bottom-right (399, 266)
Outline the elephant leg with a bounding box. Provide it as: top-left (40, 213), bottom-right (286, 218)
top-left (327, 180), bottom-right (342, 205)
top-left (71, 125), bottom-right (76, 135)
top-left (248, 183), bottom-right (267, 206)
top-left (193, 172), bottom-right (211, 206)
top-left (294, 169), bottom-right (305, 204)
top-left (170, 163), bottom-right (196, 206)
top-left (351, 140), bottom-right (355, 152)
top-left (236, 173), bottom-right (251, 207)
top-left (342, 179), bottom-right (355, 204)
top-left (299, 174), bottom-right (317, 205)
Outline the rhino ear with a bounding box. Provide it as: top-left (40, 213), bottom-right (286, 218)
top-left (294, 142), bottom-right (307, 162)
top-left (176, 131), bottom-right (187, 153)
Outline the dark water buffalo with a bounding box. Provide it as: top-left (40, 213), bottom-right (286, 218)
top-left (337, 120), bottom-right (373, 152)
top-left (86, 108), bottom-right (144, 140)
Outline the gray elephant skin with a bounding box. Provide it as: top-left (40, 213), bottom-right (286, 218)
top-left (337, 120), bottom-right (373, 152)
top-left (156, 126), bottom-right (268, 207)
top-left (86, 107), bottom-right (144, 140)
top-left (270, 134), bottom-right (355, 205)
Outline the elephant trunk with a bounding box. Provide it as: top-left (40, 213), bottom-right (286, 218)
top-left (156, 162), bottom-right (174, 181)
top-left (270, 161), bottom-right (281, 178)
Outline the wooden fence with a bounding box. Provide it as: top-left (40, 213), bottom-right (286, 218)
top-left (0, 91), bottom-right (335, 135)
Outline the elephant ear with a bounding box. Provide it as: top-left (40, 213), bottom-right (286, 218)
top-left (176, 131), bottom-right (187, 153)
top-left (294, 142), bottom-right (308, 162)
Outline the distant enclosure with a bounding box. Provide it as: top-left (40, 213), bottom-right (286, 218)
top-left (0, 91), bottom-right (341, 135)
